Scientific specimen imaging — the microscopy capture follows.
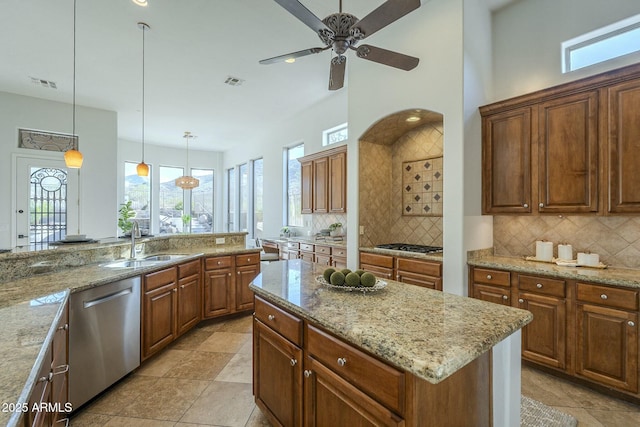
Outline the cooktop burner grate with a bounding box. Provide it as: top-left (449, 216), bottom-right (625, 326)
top-left (375, 243), bottom-right (443, 254)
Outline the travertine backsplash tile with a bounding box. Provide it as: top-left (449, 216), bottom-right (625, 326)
top-left (493, 215), bottom-right (640, 268)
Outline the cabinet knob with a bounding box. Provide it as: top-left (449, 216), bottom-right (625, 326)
top-left (337, 357), bottom-right (347, 367)
top-left (519, 298), bottom-right (525, 303)
top-left (228, 273), bottom-right (231, 276)
top-left (268, 314), bottom-right (275, 321)
top-left (502, 295), bottom-right (508, 300)
top-left (290, 358), bottom-right (297, 367)
top-left (600, 294), bottom-right (608, 300)
top-left (629, 321), bottom-right (636, 327)
top-left (247, 258), bottom-right (251, 262)
top-left (237, 271), bottom-right (240, 275)
top-left (486, 274), bottom-right (492, 280)
top-left (173, 288), bottom-right (177, 293)
top-left (217, 261), bottom-right (221, 265)
top-left (539, 203), bottom-right (544, 208)
top-left (304, 370), bottom-right (312, 378)
top-left (181, 285), bottom-right (185, 289)
top-left (536, 283), bottom-right (543, 289)
top-left (523, 203), bottom-right (529, 208)
top-left (57, 323), bottom-right (69, 331)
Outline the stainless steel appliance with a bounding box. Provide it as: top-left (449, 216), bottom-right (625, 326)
top-left (69, 276), bottom-right (141, 409)
top-left (375, 243), bottom-right (443, 254)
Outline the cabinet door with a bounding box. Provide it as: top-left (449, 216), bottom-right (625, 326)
top-left (472, 284), bottom-right (511, 306)
top-left (203, 268), bottom-right (233, 318)
top-left (315, 254), bottom-right (331, 266)
top-left (396, 270), bottom-right (442, 291)
top-left (313, 157), bottom-right (328, 213)
top-left (143, 282), bottom-right (177, 360)
top-left (538, 91), bottom-right (598, 213)
top-left (177, 273), bottom-right (201, 336)
top-left (331, 257), bottom-right (347, 270)
top-left (26, 346), bottom-right (53, 427)
top-left (254, 319), bottom-right (303, 427)
top-left (51, 302), bottom-right (69, 423)
top-left (236, 264), bottom-right (259, 311)
top-left (517, 292), bottom-right (566, 369)
top-left (482, 107), bottom-right (532, 213)
top-left (301, 160), bottom-right (313, 214)
top-left (328, 150), bottom-right (347, 213)
top-left (576, 303), bottom-right (638, 392)
top-left (304, 357), bottom-right (404, 427)
top-left (607, 78), bottom-right (640, 213)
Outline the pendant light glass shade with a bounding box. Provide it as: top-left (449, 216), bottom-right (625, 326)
top-left (136, 22), bottom-right (150, 177)
top-left (175, 132), bottom-right (199, 190)
top-left (65, 0), bottom-right (83, 169)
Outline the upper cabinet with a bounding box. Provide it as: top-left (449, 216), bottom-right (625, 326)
top-left (480, 62), bottom-right (640, 215)
top-left (299, 145), bottom-right (347, 214)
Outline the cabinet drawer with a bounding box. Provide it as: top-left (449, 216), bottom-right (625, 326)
top-left (473, 268), bottom-right (510, 287)
top-left (332, 247), bottom-right (346, 257)
top-left (518, 275), bottom-right (565, 298)
top-left (300, 243), bottom-right (314, 252)
top-left (286, 241), bottom-right (300, 250)
top-left (315, 245), bottom-right (331, 255)
top-left (576, 283), bottom-right (639, 311)
top-left (144, 266), bottom-right (177, 292)
top-left (396, 257), bottom-right (441, 277)
top-left (306, 324), bottom-right (405, 415)
top-left (255, 296), bottom-right (303, 346)
top-left (205, 256), bottom-right (232, 270)
top-left (236, 253), bottom-right (260, 266)
top-left (360, 252), bottom-right (394, 269)
top-left (178, 259), bottom-right (200, 279)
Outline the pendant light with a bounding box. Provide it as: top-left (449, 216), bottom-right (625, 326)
top-left (136, 22), bottom-right (150, 177)
top-left (175, 132), bottom-right (200, 189)
top-left (64, 0), bottom-right (83, 168)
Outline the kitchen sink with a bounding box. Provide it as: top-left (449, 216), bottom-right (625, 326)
top-left (142, 254), bottom-right (188, 261)
top-left (102, 259), bottom-right (162, 268)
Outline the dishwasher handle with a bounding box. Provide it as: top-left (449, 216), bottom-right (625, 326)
top-left (83, 287), bottom-right (133, 309)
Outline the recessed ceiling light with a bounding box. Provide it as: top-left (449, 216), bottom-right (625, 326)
top-left (406, 116), bottom-right (421, 122)
top-left (285, 58), bottom-right (296, 64)
top-left (132, 0), bottom-right (148, 7)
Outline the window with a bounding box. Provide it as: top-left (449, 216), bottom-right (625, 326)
top-left (562, 14), bottom-right (640, 73)
top-left (322, 123), bottom-right (348, 146)
top-left (285, 143), bottom-right (304, 226)
top-left (158, 166), bottom-right (184, 234)
top-left (190, 168), bottom-right (214, 233)
top-left (227, 168), bottom-right (235, 231)
top-left (239, 163), bottom-right (249, 232)
top-left (123, 161), bottom-right (151, 235)
top-left (253, 158), bottom-right (264, 238)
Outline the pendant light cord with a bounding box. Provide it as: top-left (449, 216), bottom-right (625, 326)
top-left (72, 0), bottom-right (76, 137)
top-left (141, 23), bottom-right (145, 162)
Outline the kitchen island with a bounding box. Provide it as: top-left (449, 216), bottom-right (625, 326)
top-left (250, 260), bottom-right (533, 426)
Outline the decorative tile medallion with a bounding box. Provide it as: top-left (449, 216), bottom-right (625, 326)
top-left (402, 156), bottom-right (443, 216)
top-left (19, 128), bottom-right (78, 152)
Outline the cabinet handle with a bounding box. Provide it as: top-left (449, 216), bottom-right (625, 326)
top-left (337, 357), bottom-right (347, 367)
top-left (523, 203), bottom-right (529, 208)
top-left (502, 295), bottom-right (508, 300)
top-left (268, 314), bottom-right (275, 321)
top-left (486, 274), bottom-right (492, 280)
top-left (600, 294), bottom-right (608, 300)
top-left (304, 370), bottom-right (312, 378)
top-left (290, 358), bottom-right (297, 366)
top-left (38, 372), bottom-right (53, 383)
top-left (536, 283), bottom-right (543, 289)
top-left (57, 323), bottom-right (69, 331)
top-left (52, 364), bottom-right (69, 376)
top-left (629, 321), bottom-right (636, 327)
top-left (56, 418), bottom-right (70, 427)
top-left (518, 298), bottom-right (524, 303)
top-left (539, 203), bottom-right (544, 208)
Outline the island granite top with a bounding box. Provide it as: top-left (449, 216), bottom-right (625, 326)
top-left (250, 259), bottom-right (532, 385)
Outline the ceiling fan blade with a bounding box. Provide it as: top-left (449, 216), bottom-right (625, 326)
top-left (355, 44), bottom-right (419, 71)
top-left (350, 0), bottom-right (421, 39)
top-left (259, 47), bottom-right (328, 65)
top-left (329, 55), bottom-right (346, 91)
top-left (272, 0), bottom-right (332, 34)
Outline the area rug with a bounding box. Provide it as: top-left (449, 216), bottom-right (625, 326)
top-left (521, 396), bottom-right (578, 427)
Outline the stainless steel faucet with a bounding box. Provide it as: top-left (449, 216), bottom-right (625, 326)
top-left (130, 221), bottom-right (141, 259)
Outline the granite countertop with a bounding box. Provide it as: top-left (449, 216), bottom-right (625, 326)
top-left (359, 246), bottom-right (443, 262)
top-left (468, 255), bottom-right (640, 290)
top-left (0, 245), bottom-right (259, 427)
top-left (263, 236), bottom-right (347, 248)
top-left (250, 260), bottom-right (532, 384)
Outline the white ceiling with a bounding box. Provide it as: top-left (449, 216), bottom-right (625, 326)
top-left (0, 0), bottom-right (517, 152)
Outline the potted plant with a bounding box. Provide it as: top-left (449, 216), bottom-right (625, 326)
top-left (182, 214), bottom-right (192, 234)
top-left (329, 222), bottom-right (343, 236)
top-left (280, 226), bottom-right (290, 238)
top-left (118, 201), bottom-right (136, 236)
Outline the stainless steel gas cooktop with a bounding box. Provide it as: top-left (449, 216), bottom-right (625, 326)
top-left (375, 243), bottom-right (443, 254)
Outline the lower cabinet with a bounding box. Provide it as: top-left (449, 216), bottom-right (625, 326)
top-left (359, 252), bottom-right (394, 280)
top-left (203, 254), bottom-right (260, 319)
top-left (395, 257), bottom-right (442, 291)
top-left (236, 255), bottom-right (260, 311)
top-left (470, 267), bottom-right (512, 306)
top-left (177, 260), bottom-right (202, 336)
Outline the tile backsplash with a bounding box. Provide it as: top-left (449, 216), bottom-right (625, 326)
top-left (493, 215), bottom-right (640, 269)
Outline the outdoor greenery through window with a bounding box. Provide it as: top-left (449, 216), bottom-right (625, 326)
top-left (286, 143), bottom-right (304, 227)
top-left (253, 158), bottom-right (263, 239)
top-left (190, 168), bottom-right (214, 233)
top-left (123, 161), bottom-right (150, 235)
top-left (158, 166), bottom-right (185, 234)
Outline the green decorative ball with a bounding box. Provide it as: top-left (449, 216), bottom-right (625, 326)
top-left (354, 269), bottom-right (366, 276)
top-left (341, 268), bottom-right (352, 276)
top-left (360, 272), bottom-right (377, 287)
top-left (344, 272), bottom-right (361, 287)
top-left (330, 271), bottom-right (346, 286)
top-left (323, 268), bottom-right (336, 282)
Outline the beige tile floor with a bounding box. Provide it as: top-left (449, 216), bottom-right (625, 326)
top-left (70, 312), bottom-right (640, 427)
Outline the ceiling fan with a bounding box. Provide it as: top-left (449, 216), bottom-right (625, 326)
top-left (260, 0), bottom-right (421, 90)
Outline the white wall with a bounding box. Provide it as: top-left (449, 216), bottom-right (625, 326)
top-left (0, 91), bottom-right (117, 247)
top-left (492, 0), bottom-right (640, 100)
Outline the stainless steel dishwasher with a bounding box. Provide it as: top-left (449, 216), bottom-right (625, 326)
top-left (69, 276), bottom-right (141, 409)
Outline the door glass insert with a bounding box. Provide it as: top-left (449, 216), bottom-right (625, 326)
top-left (30, 167), bottom-right (68, 249)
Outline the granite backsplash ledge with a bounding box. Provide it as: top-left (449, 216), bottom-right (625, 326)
top-left (0, 233), bottom-right (247, 283)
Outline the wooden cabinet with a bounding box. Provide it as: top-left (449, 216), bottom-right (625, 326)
top-left (395, 257), bottom-right (442, 291)
top-left (516, 275), bottom-right (567, 369)
top-left (331, 247), bottom-right (347, 269)
top-left (469, 267), bottom-right (512, 306)
top-left (359, 252), bottom-right (394, 280)
top-left (575, 283), bottom-right (638, 392)
top-left (177, 260), bottom-right (201, 336)
top-left (203, 254), bottom-right (260, 319)
top-left (299, 145), bottom-right (347, 213)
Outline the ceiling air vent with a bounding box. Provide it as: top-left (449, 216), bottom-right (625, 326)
top-left (30, 77), bottom-right (57, 89)
top-left (224, 76), bottom-right (245, 87)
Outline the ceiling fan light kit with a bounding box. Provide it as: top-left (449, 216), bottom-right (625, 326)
top-left (261, 0), bottom-right (421, 90)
